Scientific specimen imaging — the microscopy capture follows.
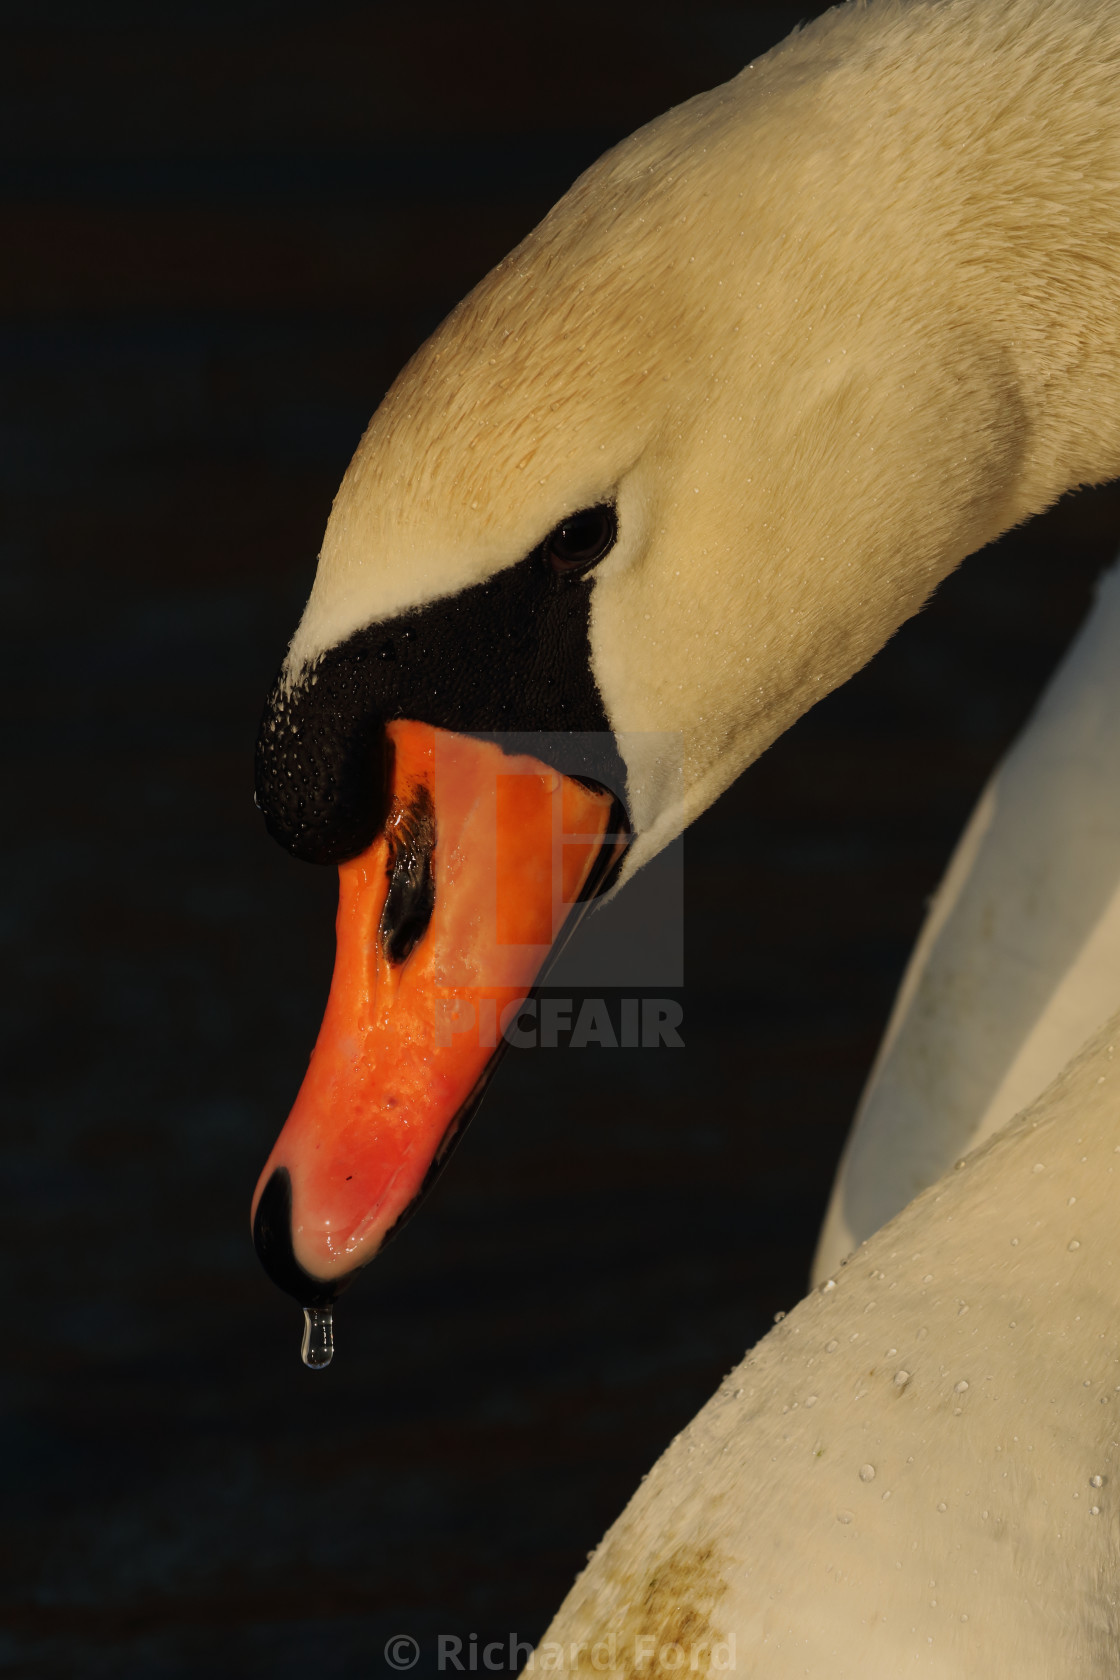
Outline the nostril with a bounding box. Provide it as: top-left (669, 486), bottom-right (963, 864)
top-left (380, 784), bottom-right (437, 965)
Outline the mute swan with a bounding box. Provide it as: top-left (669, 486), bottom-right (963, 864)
top-left (249, 0), bottom-right (1120, 1667)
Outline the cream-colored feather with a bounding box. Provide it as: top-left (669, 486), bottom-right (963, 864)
top-left (541, 1017), bottom-right (1120, 1677)
top-left (815, 563), bottom-right (1120, 1282)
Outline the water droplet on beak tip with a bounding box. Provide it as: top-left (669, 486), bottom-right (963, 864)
top-left (301, 1306), bottom-right (334, 1370)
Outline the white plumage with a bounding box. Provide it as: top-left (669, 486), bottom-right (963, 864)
top-left (281, 0), bottom-right (1120, 1667)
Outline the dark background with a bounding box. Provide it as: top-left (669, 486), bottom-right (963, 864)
top-left (5, 4), bottom-right (1119, 1676)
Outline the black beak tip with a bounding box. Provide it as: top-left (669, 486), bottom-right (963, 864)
top-left (252, 1167), bottom-right (349, 1309)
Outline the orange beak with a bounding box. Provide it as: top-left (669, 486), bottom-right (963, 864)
top-left (251, 720), bottom-right (627, 1356)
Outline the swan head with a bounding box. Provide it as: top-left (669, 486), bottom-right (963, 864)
top-left (250, 13), bottom-right (1036, 1321)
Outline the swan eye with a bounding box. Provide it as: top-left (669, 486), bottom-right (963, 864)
top-left (542, 505), bottom-right (617, 575)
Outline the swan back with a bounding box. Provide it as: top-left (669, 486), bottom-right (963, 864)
top-left (817, 562), bottom-right (1120, 1277)
top-left (541, 1014), bottom-right (1120, 1677)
